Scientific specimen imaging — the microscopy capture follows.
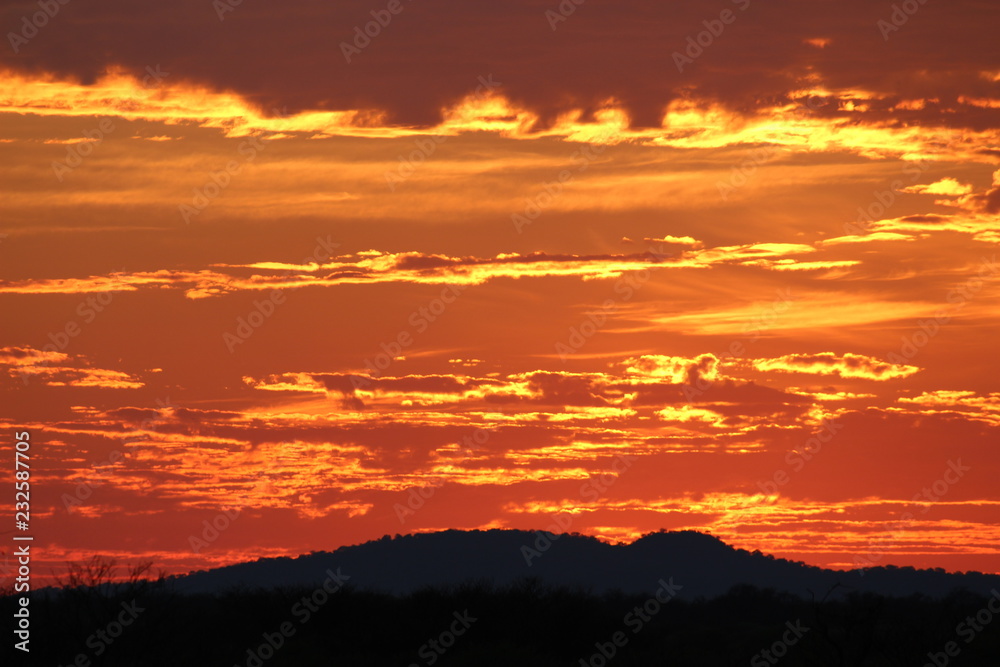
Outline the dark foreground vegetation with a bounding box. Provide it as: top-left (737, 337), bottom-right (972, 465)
top-left (4, 566), bottom-right (1000, 666)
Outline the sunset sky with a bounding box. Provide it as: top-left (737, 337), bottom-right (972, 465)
top-left (1, 0), bottom-right (998, 584)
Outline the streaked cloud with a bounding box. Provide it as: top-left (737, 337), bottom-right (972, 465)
top-left (749, 353), bottom-right (920, 381)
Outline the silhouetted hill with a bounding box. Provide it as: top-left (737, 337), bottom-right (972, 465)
top-left (12, 534), bottom-right (1000, 665)
top-left (170, 529), bottom-right (1000, 599)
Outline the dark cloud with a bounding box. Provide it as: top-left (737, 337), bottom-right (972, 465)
top-left (103, 406), bottom-right (161, 422)
top-left (971, 183), bottom-right (1000, 214)
top-left (2, 0), bottom-right (996, 128)
top-left (311, 372), bottom-right (502, 395)
top-left (984, 189), bottom-right (1000, 214)
top-left (624, 378), bottom-right (809, 412)
top-left (524, 371), bottom-right (612, 407)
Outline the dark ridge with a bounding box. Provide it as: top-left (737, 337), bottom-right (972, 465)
top-left (168, 529), bottom-right (1000, 600)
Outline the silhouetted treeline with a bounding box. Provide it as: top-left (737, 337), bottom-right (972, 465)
top-left (5, 576), bottom-right (1000, 666)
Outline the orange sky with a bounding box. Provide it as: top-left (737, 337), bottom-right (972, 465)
top-left (1, 0), bottom-right (998, 584)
